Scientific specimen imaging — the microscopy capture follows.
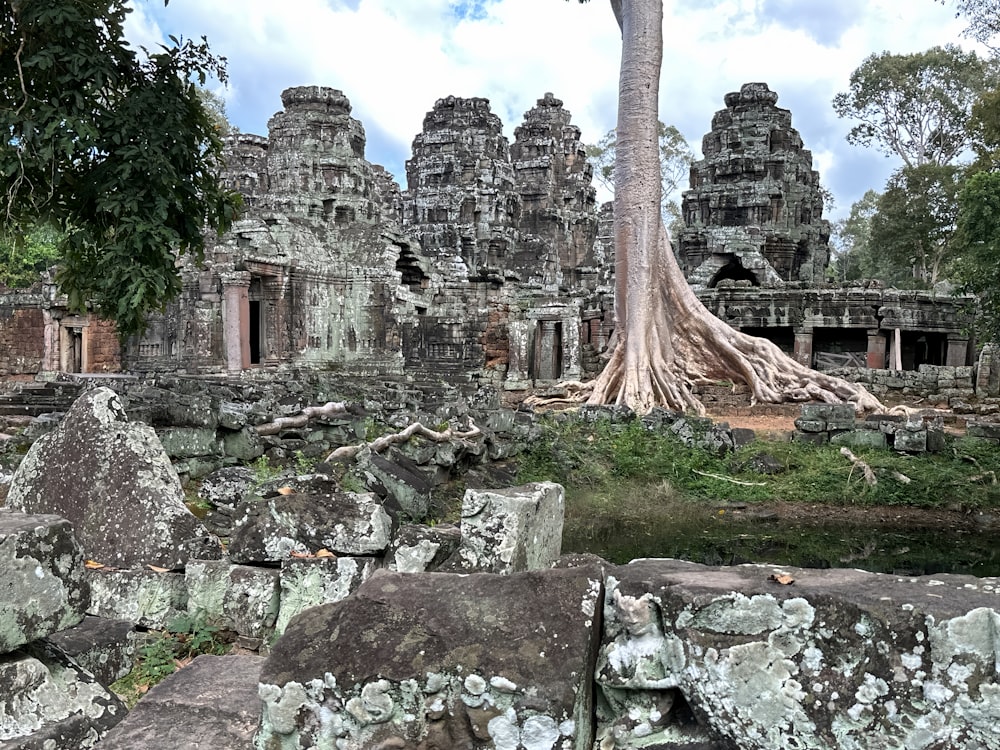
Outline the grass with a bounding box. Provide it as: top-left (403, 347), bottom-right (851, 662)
top-left (517, 417), bottom-right (1000, 510)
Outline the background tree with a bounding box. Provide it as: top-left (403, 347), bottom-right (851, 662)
top-left (832, 45), bottom-right (996, 168)
top-left (940, 0), bottom-right (1000, 51)
top-left (585, 120), bottom-right (694, 226)
top-left (829, 190), bottom-right (880, 283)
top-left (1, 0), bottom-right (241, 338)
top-left (0, 223), bottom-right (60, 290)
top-left (952, 170), bottom-right (1000, 340)
top-left (869, 164), bottom-right (963, 287)
top-left (554, 0), bottom-right (880, 415)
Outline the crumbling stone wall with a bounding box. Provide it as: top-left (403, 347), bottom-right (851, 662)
top-left (0, 299), bottom-right (46, 377)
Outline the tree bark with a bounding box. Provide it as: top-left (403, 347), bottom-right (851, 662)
top-left (578, 0), bottom-right (882, 415)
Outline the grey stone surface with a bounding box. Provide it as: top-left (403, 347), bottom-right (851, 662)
top-left (45, 617), bottom-right (135, 688)
top-left (274, 555), bottom-right (380, 636)
top-left (86, 568), bottom-right (187, 630)
top-left (228, 474), bottom-right (392, 563)
top-left (95, 654), bottom-right (263, 750)
top-left (185, 559), bottom-right (280, 641)
top-left (441, 482), bottom-right (564, 574)
top-left (387, 522), bottom-right (462, 573)
top-left (5, 387), bottom-right (224, 569)
top-left (597, 559), bottom-right (1000, 749)
top-left (0, 640), bottom-right (125, 749)
top-left (0, 510), bottom-right (88, 655)
top-left (257, 566), bottom-right (603, 749)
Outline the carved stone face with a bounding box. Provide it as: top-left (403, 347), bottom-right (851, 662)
top-left (613, 589), bottom-right (657, 637)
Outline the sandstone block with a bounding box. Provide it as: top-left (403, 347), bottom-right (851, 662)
top-left (257, 567), bottom-right (603, 749)
top-left (0, 510), bottom-right (88, 654)
top-left (274, 556), bottom-right (380, 636)
top-left (442, 482), bottom-right (563, 574)
top-left (185, 560), bottom-right (281, 641)
top-left (45, 616), bottom-right (135, 688)
top-left (86, 568), bottom-right (187, 630)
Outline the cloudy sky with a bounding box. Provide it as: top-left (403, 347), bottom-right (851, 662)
top-left (127, 0), bottom-right (980, 221)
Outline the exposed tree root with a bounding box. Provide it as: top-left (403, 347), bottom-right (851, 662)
top-left (256, 401), bottom-right (350, 436)
top-left (840, 447), bottom-right (878, 486)
top-left (527, 225), bottom-right (885, 416)
top-left (324, 420), bottom-right (482, 463)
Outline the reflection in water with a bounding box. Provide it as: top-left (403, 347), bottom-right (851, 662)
top-left (567, 516), bottom-right (1000, 577)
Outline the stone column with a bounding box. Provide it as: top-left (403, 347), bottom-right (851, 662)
top-left (945, 336), bottom-right (969, 367)
top-left (221, 272), bottom-right (251, 374)
top-left (538, 321), bottom-right (559, 380)
top-left (504, 320), bottom-right (531, 389)
top-left (793, 329), bottom-right (813, 368)
top-left (561, 316), bottom-right (581, 380)
top-left (866, 331), bottom-right (887, 369)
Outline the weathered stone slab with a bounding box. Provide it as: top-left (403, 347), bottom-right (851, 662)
top-left (257, 567), bottom-right (604, 749)
top-left (274, 556), bottom-right (380, 636)
top-left (155, 426), bottom-right (219, 459)
top-left (185, 559), bottom-right (280, 641)
top-left (6, 387), bottom-right (224, 569)
top-left (86, 568), bottom-right (187, 630)
top-left (387, 522), bottom-right (462, 572)
top-left (0, 641), bottom-right (125, 749)
top-left (597, 559), bottom-right (1000, 750)
top-left (95, 654), bottom-right (263, 750)
top-left (228, 474), bottom-right (392, 563)
top-left (45, 616), bottom-right (135, 688)
top-left (441, 482), bottom-right (564, 574)
top-left (0, 510), bottom-right (88, 654)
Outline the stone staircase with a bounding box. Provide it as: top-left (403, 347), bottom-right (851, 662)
top-left (0, 380), bottom-right (84, 430)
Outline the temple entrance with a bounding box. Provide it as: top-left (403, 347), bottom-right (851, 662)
top-left (708, 256), bottom-right (759, 287)
top-left (530, 320), bottom-right (563, 381)
top-left (248, 276), bottom-right (264, 366)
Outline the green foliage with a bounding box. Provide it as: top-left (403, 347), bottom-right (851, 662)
top-left (585, 121), bottom-right (694, 224)
top-left (869, 164), bottom-right (964, 287)
top-left (1, 0), bottom-right (242, 338)
top-left (952, 170), bottom-right (1000, 340)
top-left (293, 450), bottom-right (317, 474)
top-left (833, 45), bottom-right (997, 168)
top-left (829, 190), bottom-right (880, 283)
top-left (0, 222), bottom-right (61, 289)
top-left (941, 0), bottom-right (1000, 50)
top-left (518, 414), bottom-right (1000, 510)
top-left (110, 614), bottom-right (229, 708)
top-left (251, 455), bottom-right (281, 484)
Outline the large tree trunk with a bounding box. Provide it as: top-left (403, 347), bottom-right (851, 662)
top-left (583, 0), bottom-right (881, 415)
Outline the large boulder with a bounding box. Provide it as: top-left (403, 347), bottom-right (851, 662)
top-left (596, 559), bottom-right (1000, 750)
top-left (0, 510), bottom-right (89, 654)
top-left (256, 566), bottom-right (604, 749)
top-left (5, 387), bottom-right (223, 569)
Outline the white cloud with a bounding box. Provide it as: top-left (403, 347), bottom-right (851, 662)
top-left (129, 0), bottom-right (984, 220)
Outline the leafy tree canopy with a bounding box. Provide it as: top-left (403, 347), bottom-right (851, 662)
top-left (829, 189), bottom-right (880, 283)
top-left (1, 0), bottom-right (241, 338)
top-left (0, 222), bottom-right (60, 290)
top-left (833, 45), bottom-right (998, 168)
top-left (585, 121), bottom-right (694, 225)
top-left (870, 163), bottom-right (964, 287)
top-left (953, 170), bottom-right (1000, 341)
top-left (939, 0), bottom-right (1000, 51)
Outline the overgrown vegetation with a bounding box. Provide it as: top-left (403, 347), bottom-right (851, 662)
top-left (110, 614), bottom-right (230, 708)
top-left (516, 415), bottom-right (1000, 571)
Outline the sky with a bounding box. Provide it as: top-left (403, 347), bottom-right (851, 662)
top-left (126, 0), bottom-right (981, 222)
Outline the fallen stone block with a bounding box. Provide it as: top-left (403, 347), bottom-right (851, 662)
top-left (0, 510), bottom-right (88, 654)
top-left (596, 559), bottom-right (1000, 750)
top-left (95, 654), bottom-right (263, 750)
top-left (441, 482), bottom-right (564, 574)
top-left (228, 474), bottom-right (392, 563)
top-left (185, 560), bottom-right (280, 641)
top-left (45, 616), bottom-right (135, 688)
top-left (257, 566), bottom-right (603, 749)
top-left (387, 522), bottom-right (462, 573)
top-left (0, 640), bottom-right (125, 749)
top-left (86, 568), bottom-right (187, 630)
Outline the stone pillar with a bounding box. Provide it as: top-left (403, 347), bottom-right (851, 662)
top-left (504, 320), bottom-right (531, 389)
top-left (977, 343), bottom-right (1000, 397)
top-left (866, 331), bottom-right (887, 369)
top-left (561, 316), bottom-right (582, 380)
top-left (538, 320), bottom-right (559, 380)
top-left (945, 336), bottom-right (969, 367)
top-left (221, 272), bottom-right (251, 374)
top-left (793, 329), bottom-right (813, 368)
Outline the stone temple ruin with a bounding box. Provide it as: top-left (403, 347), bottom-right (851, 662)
top-left (0, 82), bottom-right (988, 395)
